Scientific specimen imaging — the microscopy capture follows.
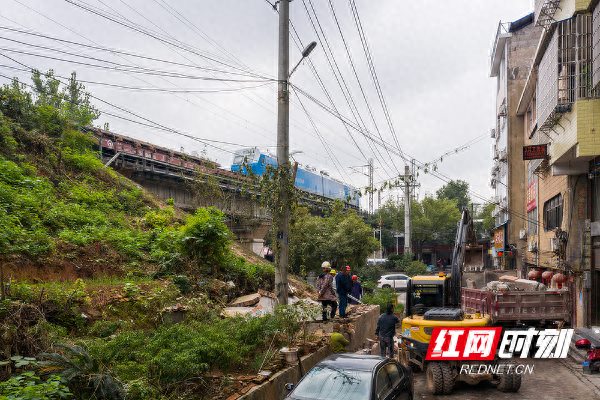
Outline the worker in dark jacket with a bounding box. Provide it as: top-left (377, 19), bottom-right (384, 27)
top-left (375, 303), bottom-right (399, 358)
top-left (349, 275), bottom-right (363, 304)
top-left (335, 266), bottom-right (353, 318)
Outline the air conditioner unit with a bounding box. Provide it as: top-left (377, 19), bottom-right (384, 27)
top-left (519, 229), bottom-right (527, 240)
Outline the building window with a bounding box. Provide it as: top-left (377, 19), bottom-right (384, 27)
top-left (543, 194), bottom-right (563, 230)
top-left (528, 209), bottom-right (538, 236)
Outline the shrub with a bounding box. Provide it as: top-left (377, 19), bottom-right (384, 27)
top-left (180, 207), bottom-right (231, 274)
top-left (0, 372), bottom-right (72, 399)
top-left (171, 275), bottom-right (192, 294)
top-left (87, 316), bottom-right (279, 387)
top-left (40, 344), bottom-right (125, 400)
top-left (89, 320), bottom-right (123, 338)
top-left (61, 147), bottom-right (103, 173)
top-left (223, 255), bottom-right (274, 291)
top-left (362, 288), bottom-right (404, 315)
top-left (404, 260), bottom-right (428, 277)
top-left (143, 207), bottom-right (176, 229)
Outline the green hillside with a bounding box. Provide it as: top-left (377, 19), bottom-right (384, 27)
top-left (0, 72), bottom-right (280, 400)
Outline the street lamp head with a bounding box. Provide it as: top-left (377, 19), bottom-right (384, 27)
top-left (301, 41), bottom-right (317, 58)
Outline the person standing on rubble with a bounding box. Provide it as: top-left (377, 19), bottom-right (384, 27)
top-left (335, 266), bottom-right (353, 318)
top-left (316, 261), bottom-right (337, 321)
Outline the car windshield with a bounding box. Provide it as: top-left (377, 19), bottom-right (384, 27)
top-left (290, 365), bottom-right (371, 400)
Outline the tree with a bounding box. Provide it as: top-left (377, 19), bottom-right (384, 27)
top-left (436, 180), bottom-right (470, 212)
top-left (289, 204), bottom-right (378, 273)
top-left (476, 202), bottom-right (496, 238)
top-left (411, 197), bottom-right (461, 259)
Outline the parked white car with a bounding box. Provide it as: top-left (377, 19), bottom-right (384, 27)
top-left (377, 274), bottom-right (410, 291)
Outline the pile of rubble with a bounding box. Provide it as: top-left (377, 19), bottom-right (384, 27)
top-left (223, 283), bottom-right (320, 318)
top-left (478, 275), bottom-right (557, 292)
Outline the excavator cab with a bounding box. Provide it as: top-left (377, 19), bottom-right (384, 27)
top-left (405, 273), bottom-right (449, 316)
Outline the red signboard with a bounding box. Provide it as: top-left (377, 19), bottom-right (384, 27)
top-left (493, 229), bottom-right (504, 249)
top-left (426, 327), bottom-right (502, 361)
top-left (526, 180), bottom-right (536, 212)
top-left (523, 144), bottom-right (547, 160)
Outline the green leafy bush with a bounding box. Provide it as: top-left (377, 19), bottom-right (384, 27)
top-left (171, 275), bottom-right (191, 294)
top-left (88, 320), bottom-right (123, 338)
top-left (40, 345), bottom-right (124, 400)
top-left (87, 316), bottom-right (279, 387)
top-left (224, 255), bottom-right (274, 291)
top-left (404, 260), bottom-right (428, 277)
top-left (362, 288), bottom-right (404, 315)
top-left (180, 207), bottom-right (231, 274)
top-left (0, 372), bottom-right (72, 399)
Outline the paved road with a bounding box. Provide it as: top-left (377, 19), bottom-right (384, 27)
top-left (414, 359), bottom-right (600, 399)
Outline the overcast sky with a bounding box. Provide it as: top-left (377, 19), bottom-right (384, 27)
top-left (0, 0), bottom-right (533, 209)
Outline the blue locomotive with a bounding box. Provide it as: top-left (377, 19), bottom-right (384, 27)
top-left (230, 147), bottom-right (360, 207)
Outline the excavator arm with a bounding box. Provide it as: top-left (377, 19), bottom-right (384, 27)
top-left (448, 209), bottom-right (474, 307)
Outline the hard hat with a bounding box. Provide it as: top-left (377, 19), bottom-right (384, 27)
top-left (345, 265), bottom-right (351, 271)
top-left (352, 275), bottom-right (358, 281)
top-left (321, 261), bottom-right (331, 270)
top-left (330, 269), bottom-right (337, 275)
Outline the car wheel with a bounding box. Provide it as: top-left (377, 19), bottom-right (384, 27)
top-left (382, 284), bottom-right (391, 289)
top-left (426, 362), bottom-right (444, 395)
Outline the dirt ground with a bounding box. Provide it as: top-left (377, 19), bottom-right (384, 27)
top-left (414, 359), bottom-right (600, 400)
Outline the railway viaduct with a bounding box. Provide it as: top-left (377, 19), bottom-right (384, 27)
top-left (89, 128), bottom-right (350, 255)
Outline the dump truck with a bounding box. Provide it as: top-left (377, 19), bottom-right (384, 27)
top-left (398, 209), bottom-right (570, 395)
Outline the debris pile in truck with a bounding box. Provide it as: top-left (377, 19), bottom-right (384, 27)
top-left (477, 275), bottom-right (571, 292)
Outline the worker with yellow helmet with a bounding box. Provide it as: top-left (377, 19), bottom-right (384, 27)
top-left (316, 261), bottom-right (337, 321)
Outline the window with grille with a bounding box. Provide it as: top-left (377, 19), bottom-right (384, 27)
top-left (543, 194), bottom-right (563, 230)
top-left (528, 209), bottom-right (538, 236)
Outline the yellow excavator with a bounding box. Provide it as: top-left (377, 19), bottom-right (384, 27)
top-left (398, 209), bottom-right (522, 395)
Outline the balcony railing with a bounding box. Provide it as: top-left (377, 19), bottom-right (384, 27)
top-left (593, 1), bottom-right (600, 89)
top-left (537, 14), bottom-right (594, 132)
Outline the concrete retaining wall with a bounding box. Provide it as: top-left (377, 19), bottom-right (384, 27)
top-left (240, 305), bottom-right (379, 400)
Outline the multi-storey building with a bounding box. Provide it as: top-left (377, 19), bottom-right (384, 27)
top-left (515, 0), bottom-right (600, 327)
top-left (489, 14), bottom-right (543, 272)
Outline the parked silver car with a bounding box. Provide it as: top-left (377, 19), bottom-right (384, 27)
top-left (377, 274), bottom-right (409, 291)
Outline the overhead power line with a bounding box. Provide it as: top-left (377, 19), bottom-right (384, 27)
top-left (298, 0), bottom-right (397, 179)
top-left (2, 4), bottom-right (280, 153)
top-left (0, 57), bottom-right (270, 154)
top-left (0, 63), bottom-right (273, 93)
top-left (291, 83), bottom-right (538, 226)
top-left (326, 0), bottom-right (405, 173)
top-left (0, 26), bottom-right (269, 78)
top-left (0, 46), bottom-right (273, 83)
top-left (348, 0), bottom-right (407, 165)
top-left (64, 0), bottom-right (270, 79)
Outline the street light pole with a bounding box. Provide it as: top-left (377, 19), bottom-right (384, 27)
top-left (275, 0), bottom-right (290, 305)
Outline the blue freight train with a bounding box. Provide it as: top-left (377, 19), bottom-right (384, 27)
top-left (230, 148), bottom-right (360, 207)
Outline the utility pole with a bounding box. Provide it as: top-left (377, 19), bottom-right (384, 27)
top-left (368, 158), bottom-right (374, 214)
top-left (378, 189), bottom-right (383, 258)
top-left (404, 164), bottom-right (412, 256)
top-left (275, 0), bottom-right (290, 305)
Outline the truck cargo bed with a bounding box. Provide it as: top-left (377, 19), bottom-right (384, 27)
top-left (461, 288), bottom-right (570, 324)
